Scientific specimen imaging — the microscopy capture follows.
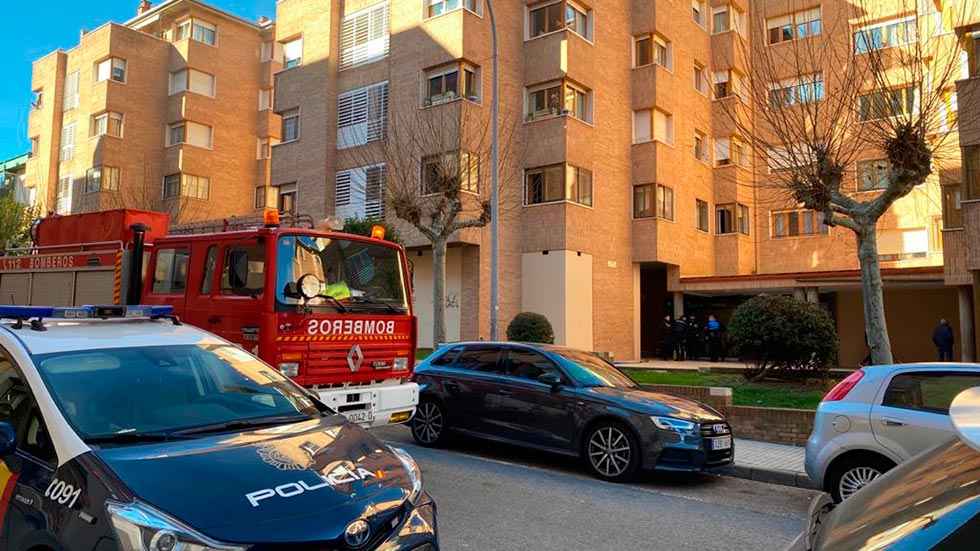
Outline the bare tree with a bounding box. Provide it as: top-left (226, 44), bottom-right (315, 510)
top-left (103, 154), bottom-right (203, 225)
top-left (340, 100), bottom-right (522, 345)
top-left (722, 0), bottom-right (975, 364)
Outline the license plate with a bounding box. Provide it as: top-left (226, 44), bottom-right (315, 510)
top-left (709, 435), bottom-right (732, 451)
top-left (343, 410), bottom-right (375, 424)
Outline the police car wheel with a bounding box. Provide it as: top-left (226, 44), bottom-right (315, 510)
top-left (411, 399), bottom-right (447, 447)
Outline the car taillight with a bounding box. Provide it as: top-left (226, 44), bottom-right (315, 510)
top-left (823, 369), bottom-right (864, 402)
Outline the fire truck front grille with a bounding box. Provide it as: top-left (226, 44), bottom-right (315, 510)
top-left (305, 342), bottom-right (407, 379)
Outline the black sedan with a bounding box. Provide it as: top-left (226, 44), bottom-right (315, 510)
top-left (410, 342), bottom-right (733, 481)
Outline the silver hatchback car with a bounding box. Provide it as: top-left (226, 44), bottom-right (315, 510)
top-left (805, 362), bottom-right (980, 502)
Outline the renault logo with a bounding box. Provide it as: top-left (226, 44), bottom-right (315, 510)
top-left (347, 345), bottom-right (364, 372)
top-left (344, 519), bottom-right (371, 548)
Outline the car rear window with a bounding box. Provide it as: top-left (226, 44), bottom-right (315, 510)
top-left (883, 371), bottom-right (980, 414)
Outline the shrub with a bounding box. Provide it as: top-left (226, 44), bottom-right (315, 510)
top-left (341, 217), bottom-right (402, 245)
top-left (507, 312), bottom-right (555, 344)
top-left (728, 295), bottom-right (838, 381)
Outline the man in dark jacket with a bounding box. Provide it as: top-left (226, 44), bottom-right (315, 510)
top-left (932, 319), bottom-right (955, 362)
top-left (661, 315), bottom-right (675, 360)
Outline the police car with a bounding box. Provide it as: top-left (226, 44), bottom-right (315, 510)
top-left (0, 305), bottom-right (437, 550)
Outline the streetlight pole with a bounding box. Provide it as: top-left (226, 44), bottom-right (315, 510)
top-left (486, 0), bottom-right (500, 341)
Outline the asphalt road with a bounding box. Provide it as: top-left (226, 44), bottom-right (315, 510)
top-left (371, 425), bottom-right (817, 551)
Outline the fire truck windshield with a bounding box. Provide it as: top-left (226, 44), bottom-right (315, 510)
top-left (276, 235), bottom-right (408, 313)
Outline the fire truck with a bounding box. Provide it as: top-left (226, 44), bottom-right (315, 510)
top-left (1, 209), bottom-right (418, 427)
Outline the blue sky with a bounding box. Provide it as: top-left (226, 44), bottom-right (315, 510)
top-left (1, 0), bottom-right (276, 161)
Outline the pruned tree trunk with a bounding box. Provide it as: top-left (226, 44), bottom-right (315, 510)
top-left (432, 237), bottom-right (448, 347)
top-left (856, 223), bottom-right (894, 365)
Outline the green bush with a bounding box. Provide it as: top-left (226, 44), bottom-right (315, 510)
top-left (341, 217), bottom-right (402, 245)
top-left (728, 295), bottom-right (838, 381)
top-left (507, 312), bottom-right (555, 344)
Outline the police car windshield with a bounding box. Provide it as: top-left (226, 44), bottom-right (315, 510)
top-left (31, 344), bottom-right (322, 442)
top-left (276, 235), bottom-right (407, 313)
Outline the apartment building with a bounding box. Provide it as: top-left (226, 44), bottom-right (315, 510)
top-left (25, 0), bottom-right (278, 222)
top-left (0, 154), bottom-right (33, 205)
top-left (22, 0), bottom-right (974, 364)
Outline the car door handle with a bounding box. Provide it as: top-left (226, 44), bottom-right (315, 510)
top-left (882, 417), bottom-right (906, 427)
top-left (497, 389), bottom-right (512, 396)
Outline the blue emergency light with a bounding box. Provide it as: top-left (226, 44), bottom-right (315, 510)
top-left (0, 305), bottom-right (174, 321)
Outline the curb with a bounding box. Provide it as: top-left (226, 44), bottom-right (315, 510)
top-left (720, 464), bottom-right (820, 489)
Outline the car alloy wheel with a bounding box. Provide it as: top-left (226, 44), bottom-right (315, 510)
top-left (838, 466), bottom-right (882, 500)
top-left (587, 426), bottom-right (633, 479)
top-left (412, 401), bottom-right (444, 446)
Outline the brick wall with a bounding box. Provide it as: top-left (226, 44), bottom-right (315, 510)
top-left (640, 383), bottom-right (815, 446)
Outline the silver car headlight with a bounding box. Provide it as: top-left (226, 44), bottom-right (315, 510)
top-left (651, 416), bottom-right (697, 433)
top-left (107, 500), bottom-right (245, 551)
top-left (389, 445), bottom-right (423, 504)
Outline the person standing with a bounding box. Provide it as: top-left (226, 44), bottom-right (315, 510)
top-left (671, 316), bottom-right (688, 361)
top-left (706, 314), bottom-right (723, 362)
top-left (932, 319), bottom-right (955, 362)
top-left (661, 315), bottom-right (675, 360)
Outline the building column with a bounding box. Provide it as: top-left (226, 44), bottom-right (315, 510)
top-left (632, 264), bottom-right (642, 361)
top-left (961, 285), bottom-right (976, 362)
top-left (673, 292), bottom-right (684, 319)
top-left (805, 288), bottom-right (819, 304)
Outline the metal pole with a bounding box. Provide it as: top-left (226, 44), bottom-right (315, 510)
top-left (487, 0), bottom-right (500, 341)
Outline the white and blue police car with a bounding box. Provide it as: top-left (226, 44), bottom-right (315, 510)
top-left (0, 305), bottom-right (437, 551)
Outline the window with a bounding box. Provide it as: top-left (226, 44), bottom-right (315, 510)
top-left (858, 159), bottom-right (890, 191)
top-left (943, 185), bottom-right (963, 228)
top-left (528, 2), bottom-right (565, 38)
top-left (859, 86), bottom-right (915, 121)
top-left (717, 203), bottom-right (749, 234)
top-left (634, 35), bottom-right (653, 67)
top-left (201, 246), bottom-right (217, 294)
top-left (505, 349), bottom-right (561, 380)
top-left (694, 130), bottom-right (708, 162)
top-left (966, 145), bottom-right (980, 200)
top-left (163, 173), bottom-right (210, 200)
top-left (221, 245), bottom-right (265, 296)
top-left (424, 62), bottom-right (479, 106)
top-left (732, 139), bottom-right (748, 167)
top-left (855, 18), bottom-right (916, 54)
top-left (259, 89), bottom-right (274, 111)
top-left (633, 108), bottom-right (673, 144)
top-left (767, 8), bottom-right (821, 45)
top-left (176, 18), bottom-right (217, 45)
top-left (713, 7), bottom-right (730, 33)
top-left (653, 36), bottom-right (671, 68)
top-left (254, 186), bottom-right (267, 209)
top-left (337, 82), bottom-right (389, 148)
top-left (152, 249), bottom-right (190, 294)
top-left (421, 152), bottom-right (479, 195)
top-left (455, 347), bottom-right (502, 373)
top-left (60, 122), bottom-right (76, 162)
top-left (56, 176), bottom-right (72, 214)
top-left (63, 71), bottom-right (80, 110)
top-left (282, 37), bottom-right (303, 69)
top-left (427, 0), bottom-right (479, 18)
top-left (32, 89), bottom-right (43, 110)
top-left (95, 57), bottom-right (127, 83)
top-left (337, 164), bottom-right (387, 219)
top-left (30, 137), bottom-right (39, 157)
top-left (696, 199), bottom-right (710, 232)
top-left (257, 137), bottom-right (278, 160)
top-left (715, 137), bottom-right (731, 166)
top-left (692, 0), bottom-right (706, 27)
top-left (281, 108), bottom-right (300, 142)
top-left (633, 184), bottom-right (654, 218)
top-left (167, 121), bottom-right (212, 148)
top-left (525, 164), bottom-right (592, 207)
top-left (693, 63), bottom-right (708, 95)
top-left (565, 1), bottom-right (590, 39)
top-left (339, 2), bottom-right (390, 70)
top-left (770, 74), bottom-right (825, 107)
top-left (767, 143), bottom-right (814, 172)
top-left (91, 112), bottom-right (123, 138)
top-left (526, 80), bottom-right (591, 123)
top-left (277, 183), bottom-right (297, 213)
top-left (883, 372), bottom-right (980, 414)
top-left (85, 166), bottom-right (119, 193)
top-left (771, 210), bottom-right (829, 238)
top-left (644, 184), bottom-right (675, 220)
top-left (169, 69), bottom-right (215, 97)
top-left (260, 42), bottom-right (275, 62)
top-left (878, 228), bottom-right (929, 260)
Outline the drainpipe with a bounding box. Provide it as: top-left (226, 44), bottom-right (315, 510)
top-left (959, 285), bottom-right (975, 362)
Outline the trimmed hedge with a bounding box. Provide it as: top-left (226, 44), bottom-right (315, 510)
top-left (507, 312), bottom-right (555, 344)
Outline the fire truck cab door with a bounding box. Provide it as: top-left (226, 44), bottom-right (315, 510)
top-left (209, 240), bottom-right (265, 353)
top-left (144, 245), bottom-right (190, 313)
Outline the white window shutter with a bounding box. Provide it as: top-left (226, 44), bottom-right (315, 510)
top-left (367, 82), bottom-right (389, 142)
top-left (335, 170), bottom-right (354, 219)
top-left (340, 3), bottom-right (389, 70)
top-left (365, 165), bottom-right (385, 219)
top-left (633, 110), bottom-right (651, 143)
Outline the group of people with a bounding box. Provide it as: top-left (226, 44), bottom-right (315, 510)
top-left (661, 314), bottom-right (725, 362)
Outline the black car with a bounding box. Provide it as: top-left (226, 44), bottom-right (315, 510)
top-left (787, 386), bottom-right (980, 551)
top-left (410, 342), bottom-right (733, 481)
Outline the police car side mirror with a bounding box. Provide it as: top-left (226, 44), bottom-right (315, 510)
top-left (0, 422), bottom-right (16, 457)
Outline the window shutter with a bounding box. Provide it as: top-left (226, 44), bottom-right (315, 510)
top-left (340, 3), bottom-right (389, 70)
top-left (189, 70), bottom-right (215, 96)
top-left (367, 82), bottom-right (389, 142)
top-left (715, 138), bottom-right (731, 163)
top-left (365, 165), bottom-right (386, 219)
top-left (633, 110), bottom-right (651, 143)
top-left (335, 168), bottom-right (366, 219)
top-left (767, 14), bottom-right (791, 30)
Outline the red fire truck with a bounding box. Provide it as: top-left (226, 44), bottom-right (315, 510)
top-left (3, 209), bottom-right (418, 427)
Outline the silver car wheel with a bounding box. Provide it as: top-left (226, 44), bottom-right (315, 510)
top-left (588, 426), bottom-right (632, 478)
top-left (839, 466), bottom-right (882, 500)
top-left (413, 402), bottom-right (444, 444)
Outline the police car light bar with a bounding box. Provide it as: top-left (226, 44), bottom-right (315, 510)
top-left (0, 305), bottom-right (174, 321)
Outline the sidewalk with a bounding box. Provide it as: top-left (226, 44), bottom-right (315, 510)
top-left (729, 438), bottom-right (816, 489)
